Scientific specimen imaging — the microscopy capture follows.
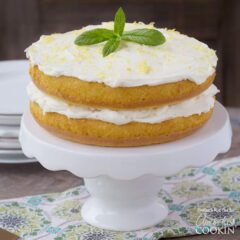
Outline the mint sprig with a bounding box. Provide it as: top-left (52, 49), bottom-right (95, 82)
top-left (122, 29), bottom-right (166, 46)
top-left (74, 29), bottom-right (114, 45)
top-left (74, 7), bottom-right (166, 57)
top-left (114, 7), bottom-right (125, 36)
top-left (103, 38), bottom-right (120, 57)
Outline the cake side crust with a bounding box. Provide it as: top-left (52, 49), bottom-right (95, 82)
top-left (30, 66), bottom-right (215, 110)
top-left (30, 102), bottom-right (213, 147)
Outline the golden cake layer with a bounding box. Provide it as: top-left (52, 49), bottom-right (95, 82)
top-left (30, 102), bottom-right (213, 147)
top-left (30, 66), bottom-right (215, 110)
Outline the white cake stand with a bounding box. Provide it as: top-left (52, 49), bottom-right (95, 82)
top-left (19, 102), bottom-right (232, 231)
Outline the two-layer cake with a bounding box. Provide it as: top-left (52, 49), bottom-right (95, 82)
top-left (26, 21), bottom-right (218, 147)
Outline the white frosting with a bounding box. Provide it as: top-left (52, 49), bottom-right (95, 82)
top-left (26, 22), bottom-right (217, 88)
top-left (27, 83), bottom-right (218, 125)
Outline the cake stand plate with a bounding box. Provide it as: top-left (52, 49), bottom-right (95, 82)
top-left (19, 102), bottom-right (232, 231)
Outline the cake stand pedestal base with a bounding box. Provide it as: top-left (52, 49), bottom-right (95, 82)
top-left (19, 102), bottom-right (232, 231)
top-left (82, 175), bottom-right (168, 231)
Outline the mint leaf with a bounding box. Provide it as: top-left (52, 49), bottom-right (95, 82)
top-left (74, 7), bottom-right (166, 57)
top-left (74, 28), bottom-right (114, 45)
top-left (102, 38), bottom-right (120, 57)
top-left (122, 29), bottom-right (166, 46)
top-left (114, 7), bottom-right (126, 36)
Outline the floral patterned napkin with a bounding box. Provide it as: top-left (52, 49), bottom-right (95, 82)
top-left (0, 157), bottom-right (240, 240)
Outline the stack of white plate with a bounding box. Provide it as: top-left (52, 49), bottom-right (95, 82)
top-left (0, 60), bottom-right (36, 164)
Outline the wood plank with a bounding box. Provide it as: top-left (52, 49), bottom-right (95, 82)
top-left (0, 1), bottom-right (6, 59)
top-left (0, 162), bottom-right (82, 199)
top-left (0, 1), bottom-right (10, 60)
top-left (221, 0), bottom-right (240, 106)
top-left (39, 0), bottom-right (221, 39)
top-left (0, 0), bottom-right (40, 60)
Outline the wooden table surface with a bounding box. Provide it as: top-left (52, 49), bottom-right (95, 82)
top-left (0, 108), bottom-right (239, 239)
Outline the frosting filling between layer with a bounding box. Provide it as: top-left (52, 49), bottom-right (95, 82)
top-left (27, 83), bottom-right (218, 125)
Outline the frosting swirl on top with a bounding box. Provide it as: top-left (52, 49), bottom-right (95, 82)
top-left (26, 22), bottom-right (217, 88)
